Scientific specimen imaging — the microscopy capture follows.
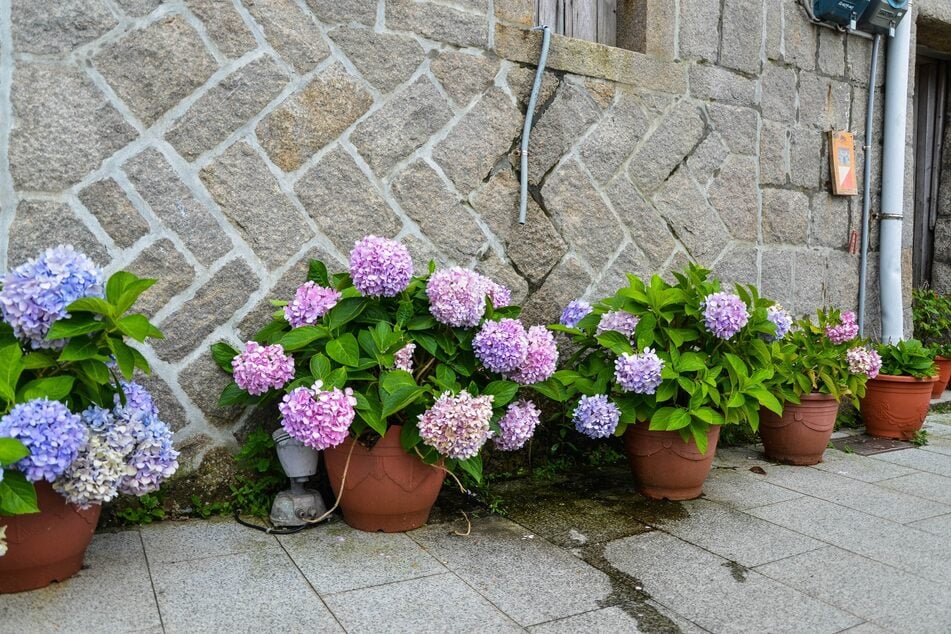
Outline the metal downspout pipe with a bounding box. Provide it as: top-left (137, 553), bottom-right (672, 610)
top-left (858, 35), bottom-right (883, 337)
top-left (519, 25), bottom-right (551, 225)
top-left (879, 8), bottom-right (913, 343)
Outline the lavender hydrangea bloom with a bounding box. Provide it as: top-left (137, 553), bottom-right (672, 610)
top-left (426, 267), bottom-right (489, 327)
top-left (53, 433), bottom-right (133, 508)
top-left (765, 304), bottom-right (793, 341)
top-left (0, 245), bottom-right (104, 349)
top-left (507, 326), bottom-right (558, 385)
top-left (573, 394), bottom-right (621, 439)
top-left (279, 381), bottom-right (357, 451)
top-left (847, 346), bottom-right (882, 379)
top-left (118, 424), bottom-right (179, 496)
top-left (596, 311), bottom-right (640, 340)
top-left (485, 280), bottom-right (512, 309)
top-left (615, 348), bottom-right (665, 395)
top-left (349, 235), bottom-right (413, 297)
top-left (560, 300), bottom-right (592, 327)
top-left (232, 342), bottom-right (296, 396)
top-left (394, 343), bottom-right (416, 372)
top-left (417, 391), bottom-right (494, 459)
top-left (826, 311), bottom-right (859, 344)
top-left (494, 400), bottom-right (541, 451)
top-left (0, 399), bottom-right (87, 482)
top-left (702, 292), bottom-right (749, 339)
top-left (284, 281), bottom-right (341, 328)
top-left (474, 318), bottom-right (529, 373)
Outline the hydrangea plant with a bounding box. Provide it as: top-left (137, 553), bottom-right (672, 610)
top-left (0, 246), bottom-right (179, 519)
top-left (542, 263), bottom-right (782, 453)
top-left (213, 235), bottom-right (555, 482)
top-left (912, 289), bottom-right (951, 358)
top-left (875, 339), bottom-right (937, 379)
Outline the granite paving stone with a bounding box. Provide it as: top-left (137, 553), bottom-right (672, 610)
top-left (528, 604), bottom-right (705, 634)
top-left (701, 467), bottom-right (803, 509)
top-left (810, 447), bottom-right (917, 482)
top-left (871, 447), bottom-right (951, 478)
top-left (874, 471), bottom-right (951, 505)
top-left (141, 516), bottom-right (281, 564)
top-left (908, 512), bottom-right (951, 537)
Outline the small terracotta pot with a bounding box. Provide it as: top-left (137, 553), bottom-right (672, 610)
top-left (861, 374), bottom-right (937, 440)
top-left (932, 357), bottom-right (951, 398)
top-left (623, 421), bottom-right (720, 501)
top-left (324, 425), bottom-right (445, 532)
top-left (0, 481), bottom-right (101, 594)
top-left (760, 393), bottom-right (838, 465)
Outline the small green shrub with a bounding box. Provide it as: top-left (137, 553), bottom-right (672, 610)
top-left (876, 339), bottom-right (937, 379)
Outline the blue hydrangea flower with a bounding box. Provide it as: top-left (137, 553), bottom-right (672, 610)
top-left (573, 394), bottom-right (621, 439)
top-left (765, 304), bottom-right (792, 341)
top-left (473, 318), bottom-right (528, 373)
top-left (615, 348), bottom-right (664, 395)
top-left (560, 300), bottom-right (592, 328)
top-left (0, 399), bottom-right (87, 482)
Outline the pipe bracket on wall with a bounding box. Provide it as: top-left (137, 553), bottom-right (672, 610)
top-left (518, 25), bottom-right (551, 225)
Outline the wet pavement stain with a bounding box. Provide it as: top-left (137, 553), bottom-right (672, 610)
top-left (721, 560), bottom-right (750, 582)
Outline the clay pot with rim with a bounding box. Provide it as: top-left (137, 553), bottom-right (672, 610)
top-left (861, 374), bottom-right (937, 440)
top-left (623, 420), bottom-right (720, 501)
top-left (931, 357), bottom-right (951, 398)
top-left (760, 393), bottom-right (838, 465)
top-left (324, 425), bottom-right (445, 532)
top-left (0, 481), bottom-right (101, 594)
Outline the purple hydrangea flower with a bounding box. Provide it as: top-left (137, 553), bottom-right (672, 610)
top-left (279, 381), bottom-right (357, 451)
top-left (474, 318), bottom-right (529, 373)
top-left (573, 394), bottom-right (620, 439)
top-left (417, 391), bottom-right (494, 459)
top-left (847, 346), bottom-right (882, 379)
top-left (394, 343), bottom-right (416, 372)
top-left (826, 311), bottom-right (859, 344)
top-left (232, 342), bottom-right (296, 396)
top-left (0, 245), bottom-right (104, 349)
top-left (485, 280), bottom-right (512, 309)
top-left (765, 304), bottom-right (793, 341)
top-left (506, 326), bottom-right (558, 385)
top-left (494, 400), bottom-right (541, 451)
top-left (596, 310), bottom-right (640, 340)
top-left (615, 348), bottom-right (664, 395)
top-left (349, 235), bottom-right (413, 297)
top-left (426, 267), bottom-right (489, 327)
top-left (560, 300), bottom-right (592, 328)
top-left (0, 399), bottom-right (87, 483)
top-left (702, 292), bottom-right (749, 339)
top-left (284, 281), bottom-right (341, 328)
top-left (118, 424), bottom-right (179, 497)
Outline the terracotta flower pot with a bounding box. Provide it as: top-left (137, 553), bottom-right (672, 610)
top-left (760, 393), bottom-right (838, 465)
top-left (0, 481), bottom-right (101, 594)
top-left (622, 421), bottom-right (720, 501)
top-left (324, 425), bottom-right (445, 532)
top-left (861, 374), bottom-right (937, 440)
top-left (931, 357), bottom-right (951, 398)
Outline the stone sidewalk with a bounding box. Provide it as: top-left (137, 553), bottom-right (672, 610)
top-left (6, 416), bottom-right (951, 633)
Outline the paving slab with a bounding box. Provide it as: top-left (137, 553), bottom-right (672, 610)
top-left (755, 546), bottom-right (951, 632)
top-left (409, 514), bottom-right (614, 626)
top-left (908, 513), bottom-right (951, 537)
top-left (603, 531), bottom-right (862, 633)
top-left (278, 519), bottom-right (446, 594)
top-left (141, 516), bottom-right (280, 564)
top-left (841, 622), bottom-right (893, 633)
top-left (322, 572), bottom-right (522, 633)
top-left (0, 531), bottom-right (162, 633)
top-left (919, 435), bottom-right (951, 456)
top-left (810, 448), bottom-right (917, 482)
top-left (747, 496), bottom-right (951, 584)
top-left (874, 471), bottom-right (951, 505)
top-left (701, 467), bottom-right (803, 509)
top-left (527, 603), bottom-right (705, 634)
top-left (150, 549), bottom-right (342, 632)
top-left (923, 419), bottom-right (951, 436)
top-left (872, 447), bottom-right (951, 478)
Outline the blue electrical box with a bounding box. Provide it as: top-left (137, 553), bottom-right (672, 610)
top-left (813, 0), bottom-right (871, 29)
top-left (858, 0), bottom-right (909, 36)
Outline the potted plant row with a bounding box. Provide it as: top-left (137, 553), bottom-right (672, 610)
top-left (861, 339), bottom-right (937, 440)
top-left (912, 288), bottom-right (951, 397)
top-left (0, 246), bottom-right (178, 593)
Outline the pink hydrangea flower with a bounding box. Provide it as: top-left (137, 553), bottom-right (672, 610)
top-left (349, 235), bottom-right (413, 297)
top-left (232, 342), bottom-right (295, 396)
top-left (394, 343), bottom-right (416, 372)
top-left (279, 381), bottom-right (357, 450)
top-left (494, 400), bottom-right (541, 451)
top-left (417, 391), bottom-right (494, 459)
top-left (474, 318), bottom-right (529, 373)
top-left (284, 281), bottom-right (341, 328)
top-left (847, 346), bottom-right (882, 379)
top-left (506, 326), bottom-right (558, 385)
top-left (826, 311), bottom-right (859, 344)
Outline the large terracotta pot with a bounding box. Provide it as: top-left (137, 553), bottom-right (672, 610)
top-left (862, 374), bottom-right (937, 440)
top-left (760, 393), bottom-right (838, 465)
top-left (0, 481), bottom-right (101, 594)
top-left (932, 357), bottom-right (951, 398)
top-left (623, 421), bottom-right (720, 501)
top-left (324, 425), bottom-right (445, 532)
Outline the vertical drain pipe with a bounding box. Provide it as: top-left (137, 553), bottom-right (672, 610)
top-left (879, 10), bottom-right (913, 343)
top-left (858, 34), bottom-right (883, 337)
top-left (519, 25), bottom-right (551, 225)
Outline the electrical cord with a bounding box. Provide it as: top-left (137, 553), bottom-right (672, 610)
top-left (232, 508), bottom-right (323, 534)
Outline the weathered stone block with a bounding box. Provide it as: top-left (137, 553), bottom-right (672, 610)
top-left (590, 242), bottom-right (650, 300)
top-left (295, 147), bottom-right (401, 253)
top-left (765, 0), bottom-right (783, 60)
top-left (391, 161), bottom-right (487, 260)
top-left (93, 15), bottom-right (218, 125)
top-left (679, 0), bottom-right (720, 63)
top-left (244, 0), bottom-right (330, 74)
top-left (707, 104), bottom-right (758, 156)
top-left (606, 178), bottom-right (677, 269)
top-left (136, 371), bottom-right (189, 433)
top-left (12, 0), bottom-right (116, 55)
top-left (720, 0), bottom-right (763, 74)
top-left (126, 239), bottom-right (195, 318)
top-left (179, 354), bottom-right (241, 428)
top-left (629, 100), bottom-right (706, 193)
top-left (430, 51), bottom-right (499, 107)
top-left (783, 3), bottom-right (817, 71)
top-left (475, 253), bottom-right (528, 305)
top-left (789, 127), bottom-right (823, 189)
top-left (526, 83), bottom-right (601, 185)
top-left (115, 0), bottom-right (162, 16)
top-left (712, 244), bottom-right (758, 289)
top-left (123, 148), bottom-right (232, 265)
top-left (709, 155), bottom-right (759, 242)
top-left (760, 247), bottom-right (795, 307)
top-left (154, 259), bottom-right (259, 362)
top-left (78, 179), bottom-right (150, 249)
top-left (809, 192), bottom-right (851, 250)
top-left (652, 167), bottom-right (730, 264)
top-left (350, 76), bottom-right (452, 176)
top-left (759, 121), bottom-right (789, 186)
top-left (799, 74), bottom-right (851, 131)
top-left (433, 88), bottom-right (522, 194)
top-left (187, 0), bottom-right (257, 59)
top-left (846, 37), bottom-right (884, 86)
top-left (257, 64), bottom-right (372, 172)
top-left (387, 0), bottom-right (488, 48)
top-left (200, 142), bottom-right (313, 269)
top-left (520, 255), bottom-right (591, 325)
top-left (330, 27), bottom-right (424, 94)
top-left (687, 133), bottom-right (730, 187)
top-left (8, 200), bottom-right (108, 266)
top-left (541, 159), bottom-right (623, 269)
top-left (817, 28), bottom-right (846, 77)
top-left (307, 0), bottom-right (377, 25)
top-left (760, 63), bottom-right (798, 123)
top-left (825, 252), bottom-right (859, 311)
top-left (689, 64), bottom-right (757, 107)
top-left (505, 66), bottom-right (559, 111)
top-left (167, 55), bottom-right (290, 161)
top-left (494, 0), bottom-right (533, 25)
top-left (9, 64), bottom-right (137, 191)
top-left (762, 188), bottom-right (809, 245)
top-left (793, 250), bottom-right (827, 313)
top-left (579, 90), bottom-right (649, 184)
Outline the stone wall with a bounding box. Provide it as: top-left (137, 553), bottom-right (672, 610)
top-left (0, 0), bottom-right (923, 476)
